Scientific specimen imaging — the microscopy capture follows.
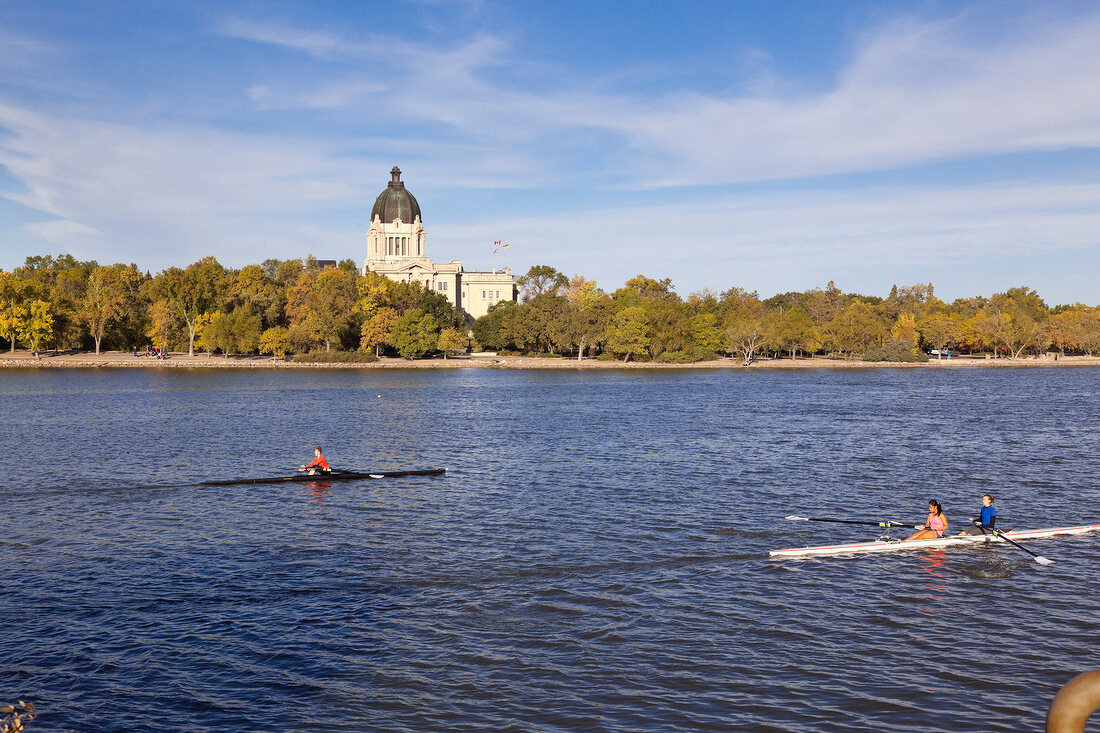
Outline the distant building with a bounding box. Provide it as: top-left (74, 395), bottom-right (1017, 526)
top-left (316, 260), bottom-right (338, 269)
top-left (361, 167), bottom-right (517, 321)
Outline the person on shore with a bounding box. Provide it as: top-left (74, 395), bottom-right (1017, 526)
top-left (905, 499), bottom-right (948, 540)
top-left (300, 445), bottom-right (331, 475)
top-left (957, 494), bottom-right (996, 536)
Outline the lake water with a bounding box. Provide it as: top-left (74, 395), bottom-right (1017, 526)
top-left (2, 366), bottom-right (1099, 732)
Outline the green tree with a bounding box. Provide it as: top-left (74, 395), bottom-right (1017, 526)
top-left (822, 301), bottom-right (887, 355)
top-left (767, 307), bottom-right (820, 358)
top-left (472, 300), bottom-right (518, 351)
top-left (232, 264), bottom-right (279, 327)
top-left (437, 327), bottom-right (467, 358)
top-left (111, 263), bottom-right (150, 350)
top-left (153, 257), bottom-right (227, 356)
top-left (614, 274), bottom-right (676, 303)
top-left (604, 306), bottom-right (650, 362)
top-left (689, 313), bottom-right (724, 353)
top-left (517, 265), bottom-right (568, 302)
top-left (391, 308), bottom-right (441, 358)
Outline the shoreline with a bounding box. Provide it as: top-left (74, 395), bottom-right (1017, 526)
top-left (1, 350), bottom-right (1098, 370)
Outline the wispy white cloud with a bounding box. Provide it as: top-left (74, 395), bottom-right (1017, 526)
top-left (214, 10), bottom-right (1100, 189)
top-left (216, 19), bottom-right (361, 59)
top-left (0, 104), bottom-right (371, 267)
top-left (247, 80), bottom-right (385, 110)
top-left (436, 181), bottom-right (1100, 300)
top-left (0, 27), bottom-right (55, 68)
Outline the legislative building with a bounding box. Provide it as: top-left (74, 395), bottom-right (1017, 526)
top-left (361, 167), bottom-right (517, 321)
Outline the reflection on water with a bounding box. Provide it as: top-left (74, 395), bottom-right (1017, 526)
top-left (303, 480), bottom-right (331, 504)
top-left (1, 366), bottom-right (1099, 732)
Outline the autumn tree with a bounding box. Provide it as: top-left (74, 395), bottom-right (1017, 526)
top-left (0, 272), bottom-right (29, 352)
top-left (437, 327), bottom-right (467, 358)
top-left (153, 257), bottom-right (227, 356)
top-left (360, 307), bottom-right (398, 356)
top-left (203, 307), bottom-right (262, 354)
top-left (145, 300), bottom-right (174, 351)
top-left (286, 268), bottom-right (357, 352)
top-left (726, 314), bottom-right (768, 364)
top-left (79, 266), bottom-right (126, 354)
top-left (259, 326), bottom-right (289, 360)
top-left (890, 312), bottom-right (919, 345)
top-left (18, 300), bottom-right (53, 358)
top-left (918, 313), bottom-right (966, 358)
top-left (562, 275), bottom-right (606, 360)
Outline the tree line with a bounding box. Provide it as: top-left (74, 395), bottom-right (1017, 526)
top-left (1, 254), bottom-right (1098, 361)
top-left (486, 267), bottom-right (1100, 362)
top-left (0, 254), bottom-right (465, 360)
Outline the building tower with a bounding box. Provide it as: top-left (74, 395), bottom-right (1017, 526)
top-left (362, 167), bottom-right (517, 322)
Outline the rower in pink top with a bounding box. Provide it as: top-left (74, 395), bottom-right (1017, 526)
top-left (905, 499), bottom-right (948, 541)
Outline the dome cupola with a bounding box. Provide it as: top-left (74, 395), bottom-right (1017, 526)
top-left (370, 166), bottom-right (422, 224)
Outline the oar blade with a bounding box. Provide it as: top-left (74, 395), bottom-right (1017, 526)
top-left (1034, 555), bottom-right (1054, 565)
top-left (785, 515), bottom-right (809, 521)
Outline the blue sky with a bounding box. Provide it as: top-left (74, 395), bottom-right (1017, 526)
top-left (1, 0), bottom-right (1099, 304)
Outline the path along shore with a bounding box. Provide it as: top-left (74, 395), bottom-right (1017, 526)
top-left (2, 350), bottom-right (1098, 370)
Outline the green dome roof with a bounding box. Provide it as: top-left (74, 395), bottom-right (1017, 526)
top-left (371, 166), bottom-right (422, 224)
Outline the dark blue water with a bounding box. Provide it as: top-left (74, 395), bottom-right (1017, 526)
top-left (2, 367), bottom-right (1099, 731)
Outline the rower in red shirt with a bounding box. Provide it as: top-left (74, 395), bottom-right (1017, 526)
top-left (300, 445), bottom-right (332, 475)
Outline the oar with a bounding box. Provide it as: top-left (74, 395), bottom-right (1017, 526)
top-left (981, 523), bottom-right (1053, 565)
top-left (785, 515), bottom-right (921, 529)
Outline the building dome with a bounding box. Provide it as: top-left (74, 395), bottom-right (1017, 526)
top-left (370, 166), bottom-right (422, 224)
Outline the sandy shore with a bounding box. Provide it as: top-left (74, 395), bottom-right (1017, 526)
top-left (1, 350), bottom-right (1097, 370)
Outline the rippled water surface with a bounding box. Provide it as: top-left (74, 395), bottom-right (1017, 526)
top-left (3, 366), bottom-right (1099, 731)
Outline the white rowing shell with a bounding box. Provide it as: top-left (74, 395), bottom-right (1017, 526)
top-left (769, 524), bottom-right (1100, 558)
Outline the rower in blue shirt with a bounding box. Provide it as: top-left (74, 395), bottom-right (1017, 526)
top-left (958, 493), bottom-right (997, 535)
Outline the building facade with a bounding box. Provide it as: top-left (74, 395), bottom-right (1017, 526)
top-left (361, 167), bottom-right (517, 321)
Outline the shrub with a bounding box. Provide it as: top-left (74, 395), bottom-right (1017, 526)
top-left (655, 348), bottom-right (719, 363)
top-left (293, 350), bottom-right (378, 364)
top-left (861, 341), bottom-right (928, 362)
